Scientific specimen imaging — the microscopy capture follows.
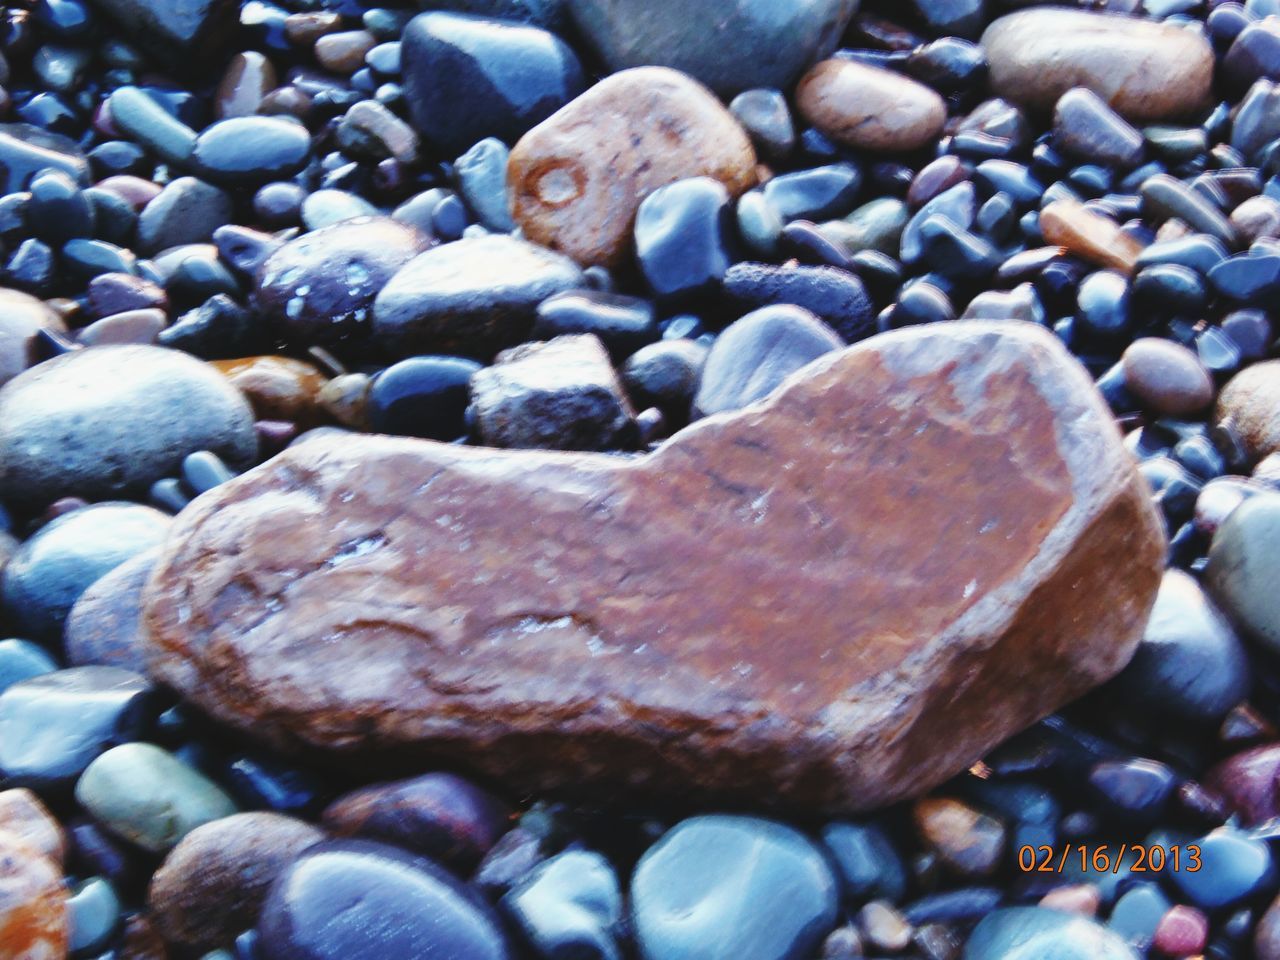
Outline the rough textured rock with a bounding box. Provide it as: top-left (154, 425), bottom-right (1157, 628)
top-left (981, 9), bottom-right (1215, 122)
top-left (508, 66), bottom-right (756, 268)
top-left (141, 322), bottom-right (1164, 812)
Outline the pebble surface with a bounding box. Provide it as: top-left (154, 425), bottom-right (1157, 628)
top-left (0, 0), bottom-right (1276, 957)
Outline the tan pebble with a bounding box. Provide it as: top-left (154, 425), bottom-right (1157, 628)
top-left (212, 356), bottom-right (331, 429)
top-left (796, 58), bottom-right (946, 153)
top-left (315, 29), bottom-right (377, 74)
top-left (1040, 198), bottom-right (1146, 273)
top-left (509, 66), bottom-right (756, 267)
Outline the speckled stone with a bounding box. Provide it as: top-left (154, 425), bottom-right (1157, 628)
top-left (0, 829), bottom-right (68, 960)
top-left (1217, 360), bottom-right (1280, 463)
top-left (149, 812), bottom-right (324, 952)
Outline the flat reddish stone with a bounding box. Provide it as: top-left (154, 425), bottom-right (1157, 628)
top-left (142, 322), bottom-right (1164, 812)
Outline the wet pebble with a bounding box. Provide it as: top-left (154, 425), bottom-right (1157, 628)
top-left (635, 177), bottom-right (733, 304)
top-left (374, 235), bottom-right (583, 358)
top-left (1207, 493), bottom-right (1280, 653)
top-left (621, 338), bottom-right (707, 424)
top-left (964, 907), bottom-right (1139, 960)
top-left (401, 11), bottom-right (584, 154)
top-left (257, 839), bottom-right (512, 960)
top-left (322, 772), bottom-right (511, 873)
top-left (1217, 360), bottom-right (1280, 462)
top-left (211, 356), bottom-right (330, 429)
top-left (63, 547), bottom-right (156, 672)
top-left (502, 850), bottom-right (622, 960)
top-left (631, 816), bottom-right (838, 960)
top-left (0, 345), bottom-right (256, 505)
top-left (1121, 338), bottom-right (1214, 415)
top-left (797, 59), bottom-right (946, 154)
top-left (0, 828), bottom-right (69, 960)
top-left (191, 116), bottom-right (311, 187)
top-left (0, 788), bottom-right (65, 864)
top-left (148, 812), bottom-right (324, 952)
top-left (366, 356), bottom-right (481, 442)
top-left (75, 743), bottom-right (238, 853)
top-left (693, 305), bottom-right (841, 419)
top-left (0, 666), bottom-right (153, 789)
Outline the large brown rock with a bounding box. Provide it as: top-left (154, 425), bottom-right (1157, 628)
top-left (981, 8), bottom-right (1214, 122)
top-left (142, 322), bottom-right (1164, 812)
top-left (508, 66), bottom-right (756, 268)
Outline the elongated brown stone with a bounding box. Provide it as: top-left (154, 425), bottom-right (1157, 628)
top-left (142, 322), bottom-right (1164, 812)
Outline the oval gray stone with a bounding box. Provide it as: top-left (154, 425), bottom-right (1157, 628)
top-left (0, 345), bottom-right (257, 506)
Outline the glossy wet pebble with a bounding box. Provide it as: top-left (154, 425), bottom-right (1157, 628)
top-left (0, 287), bottom-right (67, 387)
top-left (322, 772), bottom-right (511, 873)
top-left (374, 235), bottom-right (583, 358)
top-left (257, 839), bottom-right (512, 960)
top-left (255, 216), bottom-right (431, 353)
top-left (0, 345), bottom-right (256, 506)
top-left (1171, 827), bottom-right (1276, 910)
top-left (1121, 338), bottom-right (1214, 416)
top-left (366, 357), bottom-right (481, 442)
top-left (76, 743), bottom-right (238, 853)
top-left (1, 503), bottom-right (169, 641)
top-left (1111, 569), bottom-right (1248, 723)
top-left (503, 850), bottom-right (622, 960)
top-left (693, 305), bottom-right (841, 419)
top-left (148, 812), bottom-right (324, 952)
top-left (0, 667), bottom-right (153, 789)
top-left (0, 640), bottom-right (57, 697)
top-left (964, 907), bottom-right (1139, 960)
top-left (401, 12), bottom-right (584, 154)
top-left (192, 116), bottom-right (311, 187)
top-left (630, 815), bottom-right (838, 960)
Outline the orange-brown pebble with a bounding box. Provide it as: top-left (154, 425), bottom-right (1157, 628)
top-left (0, 829), bottom-right (68, 960)
top-left (1040, 199), bottom-right (1146, 274)
top-left (215, 51), bottom-right (277, 121)
top-left (1039, 883), bottom-right (1102, 917)
top-left (509, 66), bottom-right (756, 267)
top-left (211, 356), bottom-right (331, 428)
top-left (797, 59), bottom-right (946, 153)
top-left (0, 792), bottom-right (64, 867)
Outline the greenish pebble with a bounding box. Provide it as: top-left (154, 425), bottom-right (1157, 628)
top-left (75, 742), bottom-right (238, 853)
top-left (819, 198), bottom-right (909, 256)
top-left (108, 87), bottom-right (197, 167)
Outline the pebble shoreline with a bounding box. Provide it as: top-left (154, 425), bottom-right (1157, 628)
top-left (0, 1), bottom-right (1276, 960)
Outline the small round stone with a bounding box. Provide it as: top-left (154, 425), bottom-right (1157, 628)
top-left (693, 305), bottom-right (842, 419)
top-left (367, 357), bottom-right (482, 442)
top-left (1121, 338), bottom-right (1214, 416)
top-left (0, 287), bottom-right (67, 387)
top-left (257, 839), bottom-right (512, 960)
top-left (149, 812), bottom-right (325, 953)
top-left (192, 116), bottom-right (311, 187)
top-left (211, 356), bottom-right (330, 429)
